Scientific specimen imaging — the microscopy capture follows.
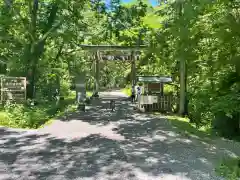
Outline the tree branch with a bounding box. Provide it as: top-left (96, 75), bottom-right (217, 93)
top-left (53, 42), bottom-right (64, 63)
top-left (37, 21), bottom-right (63, 43)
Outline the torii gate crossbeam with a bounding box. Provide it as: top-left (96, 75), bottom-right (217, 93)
top-left (79, 44), bottom-right (147, 97)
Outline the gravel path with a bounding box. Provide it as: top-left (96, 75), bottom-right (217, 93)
top-left (1, 91), bottom-right (239, 180)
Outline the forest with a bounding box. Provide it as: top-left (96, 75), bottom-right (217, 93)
top-left (0, 0), bottom-right (240, 179)
top-left (0, 0), bottom-right (240, 137)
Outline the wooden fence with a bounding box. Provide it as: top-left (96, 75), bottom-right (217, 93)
top-left (137, 94), bottom-right (176, 112)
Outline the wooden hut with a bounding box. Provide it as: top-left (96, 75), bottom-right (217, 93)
top-left (136, 76), bottom-right (173, 112)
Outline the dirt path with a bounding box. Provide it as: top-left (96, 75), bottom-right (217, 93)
top-left (1, 91), bottom-right (239, 180)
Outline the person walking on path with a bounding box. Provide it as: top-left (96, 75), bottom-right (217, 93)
top-left (131, 86), bottom-right (136, 103)
top-left (136, 85), bottom-right (141, 102)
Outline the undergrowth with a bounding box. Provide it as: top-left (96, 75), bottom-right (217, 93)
top-left (162, 114), bottom-right (240, 179)
top-left (215, 157), bottom-right (240, 180)
top-left (0, 98), bottom-right (74, 129)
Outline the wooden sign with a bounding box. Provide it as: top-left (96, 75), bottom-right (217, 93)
top-left (148, 83), bottom-right (162, 92)
top-left (0, 76), bottom-right (26, 102)
top-left (140, 95), bottom-right (158, 104)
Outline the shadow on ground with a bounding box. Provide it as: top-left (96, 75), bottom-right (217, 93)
top-left (60, 97), bottom-right (133, 125)
top-left (1, 98), bottom-right (240, 180)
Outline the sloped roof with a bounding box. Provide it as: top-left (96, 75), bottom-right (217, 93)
top-left (137, 76), bottom-right (172, 83)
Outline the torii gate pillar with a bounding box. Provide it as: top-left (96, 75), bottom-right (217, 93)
top-left (93, 51), bottom-right (100, 97)
top-left (131, 51), bottom-right (136, 93)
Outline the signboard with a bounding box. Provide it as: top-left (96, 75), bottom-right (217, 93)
top-left (76, 83), bottom-right (85, 88)
top-left (140, 95), bottom-right (158, 104)
top-left (148, 83), bottom-right (163, 93)
top-left (101, 55), bottom-right (131, 61)
top-left (0, 76), bottom-right (26, 102)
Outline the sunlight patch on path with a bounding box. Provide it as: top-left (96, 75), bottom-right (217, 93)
top-left (39, 120), bottom-right (125, 141)
top-left (0, 90), bottom-right (236, 180)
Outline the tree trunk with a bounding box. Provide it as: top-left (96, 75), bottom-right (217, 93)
top-left (179, 56), bottom-right (186, 115)
top-left (94, 51), bottom-right (100, 96)
top-left (183, 63), bottom-right (188, 115)
top-left (178, 2), bottom-right (186, 115)
top-left (26, 0), bottom-right (38, 99)
top-left (27, 1), bottom-right (59, 99)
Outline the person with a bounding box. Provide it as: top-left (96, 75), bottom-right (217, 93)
top-left (77, 92), bottom-right (81, 104)
top-left (77, 92), bottom-right (86, 112)
top-left (131, 86), bottom-right (136, 103)
top-left (136, 85), bottom-right (141, 102)
top-left (110, 100), bottom-right (115, 111)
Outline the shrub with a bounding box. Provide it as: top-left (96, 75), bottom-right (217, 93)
top-left (216, 157), bottom-right (240, 180)
top-left (3, 103), bottom-right (51, 128)
top-left (0, 98), bottom-right (74, 129)
top-left (210, 93), bottom-right (240, 138)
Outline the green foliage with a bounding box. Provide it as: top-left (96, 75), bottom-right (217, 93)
top-left (164, 84), bottom-right (175, 94)
top-left (216, 157), bottom-right (240, 180)
top-left (165, 115), bottom-right (212, 139)
top-left (3, 103), bottom-right (48, 129)
top-left (141, 0), bottom-right (240, 139)
top-left (0, 0), bottom-right (240, 140)
top-left (86, 91), bottom-right (93, 97)
top-left (122, 85), bottom-right (132, 96)
top-left (0, 99), bottom-right (74, 129)
top-left (0, 111), bottom-right (9, 127)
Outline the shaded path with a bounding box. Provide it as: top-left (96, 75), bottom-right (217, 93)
top-left (1, 91), bottom-right (239, 180)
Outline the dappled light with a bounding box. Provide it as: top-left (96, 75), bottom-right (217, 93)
top-left (1, 93), bottom-right (239, 179)
top-left (1, 0), bottom-right (240, 179)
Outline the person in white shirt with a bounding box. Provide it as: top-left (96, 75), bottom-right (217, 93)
top-left (136, 85), bottom-right (142, 102)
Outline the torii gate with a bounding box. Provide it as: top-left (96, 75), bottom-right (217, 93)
top-left (79, 45), bottom-right (147, 97)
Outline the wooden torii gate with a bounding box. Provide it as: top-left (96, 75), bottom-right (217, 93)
top-left (79, 45), bottom-right (147, 97)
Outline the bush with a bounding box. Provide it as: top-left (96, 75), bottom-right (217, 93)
top-left (0, 111), bottom-right (9, 127)
top-left (2, 103), bottom-right (48, 128)
top-left (212, 113), bottom-right (240, 138)
top-left (187, 90), bottom-right (212, 128)
top-left (164, 84), bottom-right (175, 94)
top-left (216, 157), bottom-right (240, 180)
top-left (210, 93), bottom-right (240, 138)
top-left (0, 99), bottom-right (74, 129)
top-left (60, 79), bottom-right (71, 97)
top-left (187, 86), bottom-right (240, 138)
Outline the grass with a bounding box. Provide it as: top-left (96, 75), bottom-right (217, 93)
top-left (0, 91), bottom-right (94, 129)
top-left (0, 97), bottom-right (75, 129)
top-left (215, 157), bottom-right (240, 180)
top-left (154, 113), bottom-right (214, 142)
top-left (38, 102), bottom-right (77, 129)
top-left (168, 115), bottom-right (211, 133)
top-left (157, 113), bottom-right (240, 180)
top-left (0, 111), bottom-right (10, 127)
